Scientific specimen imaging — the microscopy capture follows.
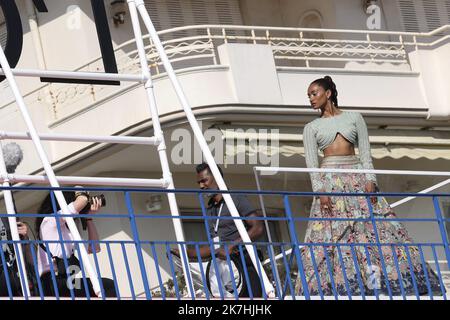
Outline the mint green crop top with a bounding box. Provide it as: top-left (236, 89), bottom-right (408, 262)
top-left (303, 111), bottom-right (377, 192)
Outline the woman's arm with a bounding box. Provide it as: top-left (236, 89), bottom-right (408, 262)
top-left (84, 196), bottom-right (102, 254)
top-left (303, 123), bottom-right (324, 192)
top-left (355, 113), bottom-right (377, 184)
top-left (72, 194), bottom-right (89, 212)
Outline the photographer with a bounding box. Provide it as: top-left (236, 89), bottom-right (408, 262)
top-left (172, 163), bottom-right (264, 298)
top-left (35, 189), bottom-right (116, 297)
top-left (0, 218), bottom-right (34, 297)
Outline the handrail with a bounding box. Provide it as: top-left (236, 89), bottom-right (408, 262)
top-left (254, 166), bottom-right (450, 217)
top-left (391, 179), bottom-right (450, 208)
top-left (79, 24), bottom-right (450, 72)
top-left (254, 166), bottom-right (450, 177)
top-left (27, 23), bottom-right (448, 115)
top-left (155, 24), bottom-right (450, 38)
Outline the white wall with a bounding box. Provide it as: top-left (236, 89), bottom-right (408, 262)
top-left (36, 0), bottom-right (104, 70)
top-left (408, 40), bottom-right (450, 119)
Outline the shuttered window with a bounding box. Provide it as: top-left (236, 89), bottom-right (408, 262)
top-left (144, 0), bottom-right (243, 35)
top-left (0, 9), bottom-right (6, 50)
top-left (398, 0), bottom-right (450, 32)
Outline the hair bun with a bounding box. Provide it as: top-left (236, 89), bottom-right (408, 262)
top-left (324, 75), bottom-right (333, 83)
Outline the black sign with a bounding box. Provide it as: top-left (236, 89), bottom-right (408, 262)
top-left (0, 0), bottom-right (120, 85)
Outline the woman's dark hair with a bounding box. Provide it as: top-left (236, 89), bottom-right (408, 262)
top-left (35, 191), bottom-right (75, 235)
top-left (311, 75), bottom-right (338, 107)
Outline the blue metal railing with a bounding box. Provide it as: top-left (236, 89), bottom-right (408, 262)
top-left (0, 186), bottom-right (449, 300)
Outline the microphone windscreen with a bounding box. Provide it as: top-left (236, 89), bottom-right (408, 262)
top-left (2, 143), bottom-right (24, 174)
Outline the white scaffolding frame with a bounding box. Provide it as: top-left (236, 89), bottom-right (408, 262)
top-left (0, 0), bottom-right (275, 298)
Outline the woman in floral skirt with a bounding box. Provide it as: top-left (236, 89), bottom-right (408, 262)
top-left (295, 76), bottom-right (443, 297)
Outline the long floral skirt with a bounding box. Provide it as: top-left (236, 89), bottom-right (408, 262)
top-left (294, 155), bottom-right (444, 297)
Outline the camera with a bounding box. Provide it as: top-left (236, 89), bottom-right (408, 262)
top-left (89, 194), bottom-right (106, 207)
top-left (79, 194), bottom-right (106, 215)
top-left (79, 194), bottom-right (106, 230)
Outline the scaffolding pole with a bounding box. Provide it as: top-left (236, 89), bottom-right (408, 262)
top-left (127, 0), bottom-right (195, 298)
top-left (133, 0), bottom-right (275, 296)
top-left (0, 142), bottom-right (30, 298)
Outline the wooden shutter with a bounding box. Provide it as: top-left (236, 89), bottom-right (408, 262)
top-left (0, 9), bottom-right (6, 50)
top-left (144, 0), bottom-right (243, 32)
top-left (398, 0), bottom-right (450, 32)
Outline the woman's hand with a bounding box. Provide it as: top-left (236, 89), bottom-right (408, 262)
top-left (319, 196), bottom-right (332, 215)
top-left (17, 221), bottom-right (29, 240)
top-left (365, 182), bottom-right (378, 205)
top-left (88, 196), bottom-right (102, 214)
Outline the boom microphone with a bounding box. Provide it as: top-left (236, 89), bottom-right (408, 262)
top-left (2, 142), bottom-right (24, 174)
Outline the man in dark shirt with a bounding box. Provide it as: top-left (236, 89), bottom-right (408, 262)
top-left (172, 163), bottom-right (264, 297)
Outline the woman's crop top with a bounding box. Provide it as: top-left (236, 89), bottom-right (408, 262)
top-left (303, 111), bottom-right (377, 192)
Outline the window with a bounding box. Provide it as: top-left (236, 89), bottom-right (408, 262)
top-left (398, 0), bottom-right (450, 32)
top-left (298, 10), bottom-right (324, 39)
top-left (0, 8), bottom-right (6, 50)
top-left (144, 0), bottom-right (243, 36)
top-left (180, 208), bottom-right (208, 242)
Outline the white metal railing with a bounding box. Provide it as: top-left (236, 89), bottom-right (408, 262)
top-left (254, 167), bottom-right (450, 210)
top-left (31, 24), bottom-right (450, 116)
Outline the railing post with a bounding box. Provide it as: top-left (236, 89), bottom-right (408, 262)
top-left (431, 245), bottom-right (448, 299)
top-left (366, 33), bottom-right (375, 61)
top-left (398, 34), bottom-right (412, 71)
top-left (366, 196), bottom-right (393, 299)
top-left (105, 243), bottom-right (121, 299)
top-left (265, 29), bottom-right (270, 46)
top-left (165, 243), bottom-right (181, 299)
top-left (150, 242), bottom-right (166, 299)
top-left (194, 244), bottom-right (210, 300)
top-left (198, 193), bottom-right (225, 299)
top-left (49, 191), bottom-right (76, 300)
top-left (124, 191), bottom-right (152, 299)
top-left (432, 196), bottom-right (450, 271)
top-left (238, 244), bottom-right (254, 299)
top-left (222, 28), bottom-right (228, 44)
top-left (223, 243), bottom-right (239, 300)
top-left (283, 195), bottom-right (310, 299)
top-left (0, 245), bottom-right (14, 299)
top-left (300, 32), bottom-right (310, 68)
top-left (253, 168), bottom-right (282, 297)
top-left (207, 27), bottom-right (217, 65)
top-left (280, 244), bottom-right (295, 299)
